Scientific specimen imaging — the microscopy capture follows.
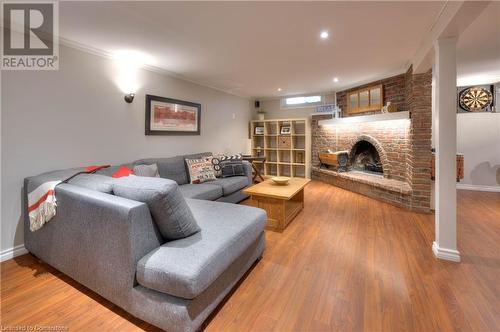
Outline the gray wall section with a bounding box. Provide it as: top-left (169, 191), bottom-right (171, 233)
top-left (457, 113), bottom-right (500, 187)
top-left (1, 45), bottom-right (252, 252)
top-left (255, 93), bottom-right (336, 120)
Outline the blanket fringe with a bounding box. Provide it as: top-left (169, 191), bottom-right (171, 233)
top-left (30, 196), bottom-right (57, 232)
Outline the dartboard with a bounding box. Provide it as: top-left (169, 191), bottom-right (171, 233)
top-left (459, 87), bottom-right (493, 112)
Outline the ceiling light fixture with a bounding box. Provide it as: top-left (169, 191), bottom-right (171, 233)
top-left (277, 88), bottom-right (282, 92)
top-left (333, 77), bottom-right (339, 83)
top-left (320, 31), bottom-right (329, 39)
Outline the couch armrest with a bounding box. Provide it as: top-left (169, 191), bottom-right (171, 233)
top-left (24, 183), bottom-right (162, 310)
top-left (242, 160), bottom-right (253, 186)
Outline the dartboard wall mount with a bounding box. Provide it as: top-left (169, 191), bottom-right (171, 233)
top-left (457, 85), bottom-right (495, 113)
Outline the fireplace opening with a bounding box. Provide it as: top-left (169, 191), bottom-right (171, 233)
top-left (350, 140), bottom-right (383, 174)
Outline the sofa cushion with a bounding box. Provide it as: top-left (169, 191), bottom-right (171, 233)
top-left (113, 176), bottom-right (200, 240)
top-left (136, 198), bottom-right (267, 299)
top-left (133, 163), bottom-right (160, 178)
top-left (133, 156), bottom-right (188, 185)
top-left (178, 183), bottom-right (222, 200)
top-left (67, 174), bottom-right (114, 193)
top-left (211, 176), bottom-right (249, 196)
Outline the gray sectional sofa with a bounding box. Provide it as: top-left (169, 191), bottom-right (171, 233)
top-left (96, 152), bottom-right (253, 203)
top-left (23, 152), bottom-right (266, 332)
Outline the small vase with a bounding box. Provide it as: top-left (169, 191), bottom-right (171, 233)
top-left (257, 113), bottom-right (265, 120)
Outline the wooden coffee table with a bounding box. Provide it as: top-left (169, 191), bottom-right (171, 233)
top-left (244, 178), bottom-right (310, 232)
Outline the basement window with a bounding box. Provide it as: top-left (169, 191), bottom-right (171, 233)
top-left (281, 95), bottom-right (323, 108)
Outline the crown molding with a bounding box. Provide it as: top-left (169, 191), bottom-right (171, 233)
top-left (57, 37), bottom-right (250, 100)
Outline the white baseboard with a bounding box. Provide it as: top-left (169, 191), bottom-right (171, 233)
top-left (457, 184), bottom-right (500, 192)
top-left (0, 244), bottom-right (28, 262)
top-left (432, 241), bottom-right (461, 262)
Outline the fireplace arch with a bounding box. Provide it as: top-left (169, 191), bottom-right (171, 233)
top-left (347, 135), bottom-right (390, 178)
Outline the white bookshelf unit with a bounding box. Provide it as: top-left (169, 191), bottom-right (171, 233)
top-left (250, 118), bottom-right (310, 178)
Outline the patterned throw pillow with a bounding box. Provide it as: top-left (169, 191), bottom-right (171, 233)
top-left (133, 163), bottom-right (160, 178)
top-left (212, 154), bottom-right (245, 178)
top-left (211, 154), bottom-right (224, 177)
top-left (185, 156), bottom-right (216, 184)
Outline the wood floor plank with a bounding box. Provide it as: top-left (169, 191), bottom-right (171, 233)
top-left (1, 181), bottom-right (499, 331)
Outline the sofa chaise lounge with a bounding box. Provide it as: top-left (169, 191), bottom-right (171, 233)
top-left (23, 152), bottom-right (266, 332)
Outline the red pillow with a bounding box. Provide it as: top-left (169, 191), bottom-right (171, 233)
top-left (112, 166), bottom-right (134, 178)
top-left (85, 165), bottom-right (110, 173)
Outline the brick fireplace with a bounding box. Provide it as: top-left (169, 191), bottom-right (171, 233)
top-left (312, 67), bottom-right (432, 212)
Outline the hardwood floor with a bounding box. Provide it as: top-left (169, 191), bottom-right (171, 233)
top-left (1, 181), bottom-right (499, 331)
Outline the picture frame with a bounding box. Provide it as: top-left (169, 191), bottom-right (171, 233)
top-left (280, 126), bottom-right (291, 135)
top-left (254, 126), bottom-right (264, 135)
top-left (145, 94), bottom-right (201, 135)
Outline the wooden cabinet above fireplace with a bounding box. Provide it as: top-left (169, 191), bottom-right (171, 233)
top-left (347, 84), bottom-right (383, 114)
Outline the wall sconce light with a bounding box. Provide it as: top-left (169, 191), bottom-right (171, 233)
top-left (112, 50), bottom-right (155, 105)
top-left (124, 93), bottom-right (135, 103)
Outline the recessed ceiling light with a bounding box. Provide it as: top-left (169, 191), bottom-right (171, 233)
top-left (333, 77), bottom-right (339, 83)
top-left (320, 31), bottom-right (329, 39)
top-left (277, 88), bottom-right (282, 92)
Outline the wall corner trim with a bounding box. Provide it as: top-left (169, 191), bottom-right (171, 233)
top-left (456, 184), bottom-right (500, 192)
top-left (0, 244), bottom-right (28, 262)
top-left (432, 241), bottom-right (461, 262)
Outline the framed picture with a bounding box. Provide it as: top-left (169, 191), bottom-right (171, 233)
top-left (145, 94), bottom-right (201, 135)
top-left (254, 126), bottom-right (264, 135)
top-left (280, 126), bottom-right (291, 135)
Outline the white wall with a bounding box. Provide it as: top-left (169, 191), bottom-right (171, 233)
top-left (1, 45), bottom-right (252, 253)
top-left (255, 93), bottom-right (335, 120)
top-left (457, 113), bottom-right (500, 187)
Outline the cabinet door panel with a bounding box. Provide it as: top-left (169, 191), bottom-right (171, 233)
top-left (349, 93), bottom-right (358, 111)
top-left (347, 84), bottom-right (384, 114)
top-left (370, 87), bottom-right (381, 107)
top-left (359, 90), bottom-right (369, 109)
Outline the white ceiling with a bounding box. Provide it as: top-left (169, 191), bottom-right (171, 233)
top-left (457, 2), bottom-right (500, 87)
top-left (58, 1), bottom-right (497, 98)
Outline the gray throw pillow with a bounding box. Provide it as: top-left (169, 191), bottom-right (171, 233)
top-left (113, 176), bottom-right (200, 240)
top-left (218, 154), bottom-right (245, 178)
top-left (133, 163), bottom-right (160, 177)
top-left (68, 174), bottom-right (114, 193)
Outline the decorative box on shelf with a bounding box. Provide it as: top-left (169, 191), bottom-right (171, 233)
top-left (278, 136), bottom-right (291, 149)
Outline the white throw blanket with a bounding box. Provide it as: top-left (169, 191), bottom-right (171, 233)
top-left (28, 180), bottom-right (62, 231)
top-left (26, 165), bottom-right (109, 231)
